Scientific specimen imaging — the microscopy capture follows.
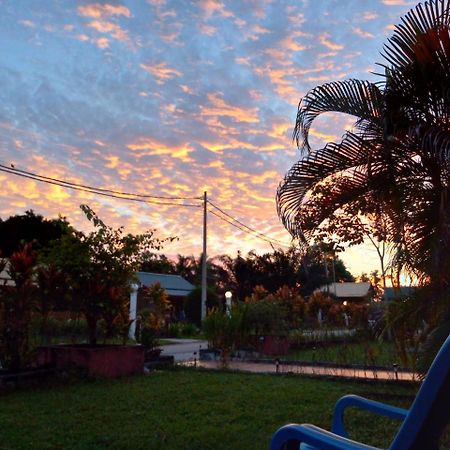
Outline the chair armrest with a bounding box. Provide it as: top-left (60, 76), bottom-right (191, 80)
top-left (332, 394), bottom-right (409, 438)
top-left (270, 423), bottom-right (382, 450)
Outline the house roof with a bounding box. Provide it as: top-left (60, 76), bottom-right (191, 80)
top-left (318, 282), bottom-right (372, 298)
top-left (135, 272), bottom-right (195, 297)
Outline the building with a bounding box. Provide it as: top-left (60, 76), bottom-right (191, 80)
top-left (317, 282), bottom-right (375, 303)
top-left (135, 271), bottom-right (195, 317)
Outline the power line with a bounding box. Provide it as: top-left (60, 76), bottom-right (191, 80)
top-left (207, 200), bottom-right (293, 247)
top-left (0, 163), bottom-right (201, 200)
top-left (208, 207), bottom-right (292, 248)
top-left (0, 164), bottom-right (202, 208)
top-left (1, 162), bottom-right (293, 246)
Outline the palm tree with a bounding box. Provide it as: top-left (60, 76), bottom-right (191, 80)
top-left (277, 0), bottom-right (450, 288)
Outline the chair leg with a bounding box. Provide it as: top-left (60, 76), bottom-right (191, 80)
top-left (282, 439), bottom-right (300, 450)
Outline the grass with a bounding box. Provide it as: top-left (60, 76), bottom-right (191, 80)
top-left (285, 341), bottom-right (401, 367)
top-left (0, 368), bottom-right (419, 450)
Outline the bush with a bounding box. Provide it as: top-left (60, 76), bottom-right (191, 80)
top-left (184, 286), bottom-right (221, 326)
top-left (202, 304), bottom-right (249, 365)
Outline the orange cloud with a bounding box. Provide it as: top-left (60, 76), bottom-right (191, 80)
top-left (95, 37), bottom-right (109, 49)
top-left (352, 27), bottom-right (374, 39)
top-left (200, 0), bottom-right (234, 18)
top-left (127, 138), bottom-right (193, 161)
top-left (280, 36), bottom-right (307, 52)
top-left (78, 4), bottom-right (131, 18)
top-left (200, 92), bottom-right (259, 123)
top-left (319, 33), bottom-right (343, 51)
top-left (87, 20), bottom-right (128, 41)
top-left (140, 62), bottom-right (182, 84)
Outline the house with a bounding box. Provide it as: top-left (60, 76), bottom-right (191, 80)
top-left (135, 272), bottom-right (195, 317)
top-left (317, 282), bottom-right (375, 303)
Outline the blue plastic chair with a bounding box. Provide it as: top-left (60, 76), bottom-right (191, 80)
top-left (270, 334), bottom-right (450, 450)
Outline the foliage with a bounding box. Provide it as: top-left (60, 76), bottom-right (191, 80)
top-left (135, 283), bottom-right (172, 351)
top-left (166, 321), bottom-right (199, 338)
top-left (277, 0), bottom-right (450, 288)
top-left (286, 340), bottom-right (399, 367)
top-left (202, 304), bottom-right (249, 365)
top-left (0, 210), bottom-right (71, 258)
top-left (43, 205), bottom-right (173, 344)
top-left (139, 283), bottom-right (171, 327)
top-left (0, 244), bottom-right (37, 370)
top-left (222, 246), bottom-right (354, 299)
top-left (183, 285), bottom-right (220, 326)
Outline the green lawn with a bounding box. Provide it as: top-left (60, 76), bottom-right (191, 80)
top-left (0, 368), bottom-right (418, 450)
top-left (285, 341), bottom-right (401, 367)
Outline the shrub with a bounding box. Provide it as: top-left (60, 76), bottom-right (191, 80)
top-left (184, 286), bottom-right (221, 326)
top-left (202, 304), bottom-right (249, 365)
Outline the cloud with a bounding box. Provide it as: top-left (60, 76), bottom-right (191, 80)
top-left (198, 23), bottom-right (217, 36)
top-left (127, 138), bottom-right (194, 162)
top-left (78, 4), bottom-right (131, 18)
top-left (319, 33), bottom-right (343, 51)
top-left (382, 0), bottom-right (408, 5)
top-left (199, 0), bottom-right (234, 18)
top-left (352, 27), bottom-right (374, 39)
top-left (362, 11), bottom-right (379, 21)
top-left (18, 20), bottom-right (35, 28)
top-left (200, 93), bottom-right (259, 124)
top-left (86, 20), bottom-right (128, 41)
top-left (140, 62), bottom-right (182, 84)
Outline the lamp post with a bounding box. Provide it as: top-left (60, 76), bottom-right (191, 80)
top-left (225, 291), bottom-right (232, 314)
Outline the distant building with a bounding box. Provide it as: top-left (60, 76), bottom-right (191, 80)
top-left (135, 271), bottom-right (195, 317)
top-left (317, 282), bottom-right (375, 303)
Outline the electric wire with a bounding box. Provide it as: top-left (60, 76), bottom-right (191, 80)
top-left (0, 164), bottom-right (201, 200)
top-left (207, 200), bottom-right (293, 247)
top-left (207, 208), bottom-right (292, 248)
top-left (0, 165), bottom-right (201, 208)
top-left (1, 163), bottom-right (293, 245)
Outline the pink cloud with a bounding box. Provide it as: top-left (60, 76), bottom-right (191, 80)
top-left (78, 4), bottom-right (131, 18)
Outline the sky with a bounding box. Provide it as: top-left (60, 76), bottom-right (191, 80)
top-left (0, 0), bottom-right (417, 278)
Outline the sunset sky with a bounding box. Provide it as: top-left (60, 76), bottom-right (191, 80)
top-left (0, 0), bottom-right (416, 277)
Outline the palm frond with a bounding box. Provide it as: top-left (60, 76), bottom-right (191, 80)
top-left (382, 0), bottom-right (450, 68)
top-left (277, 132), bottom-right (385, 238)
top-left (293, 80), bottom-right (383, 151)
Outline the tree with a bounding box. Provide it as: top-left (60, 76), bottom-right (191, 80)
top-left (220, 246), bottom-right (353, 299)
top-left (45, 205), bottom-right (173, 344)
top-left (277, 0), bottom-right (449, 289)
top-left (0, 210), bottom-right (70, 257)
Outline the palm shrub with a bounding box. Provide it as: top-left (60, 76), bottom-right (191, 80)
top-left (277, 0), bottom-right (449, 291)
top-left (277, 0), bottom-right (450, 363)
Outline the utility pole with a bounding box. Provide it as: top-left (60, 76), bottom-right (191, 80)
top-left (201, 191), bottom-right (207, 321)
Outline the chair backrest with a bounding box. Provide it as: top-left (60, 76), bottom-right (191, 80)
top-left (389, 334), bottom-right (450, 450)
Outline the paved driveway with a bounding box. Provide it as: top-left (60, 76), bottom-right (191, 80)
top-left (160, 339), bottom-right (208, 362)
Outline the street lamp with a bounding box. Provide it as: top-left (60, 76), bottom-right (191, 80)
top-left (225, 291), bottom-right (232, 313)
